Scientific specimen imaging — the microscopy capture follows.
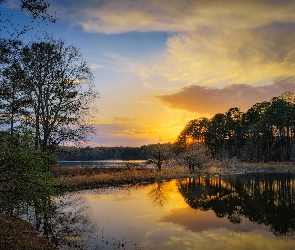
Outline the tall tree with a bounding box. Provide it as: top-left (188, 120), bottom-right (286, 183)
top-left (241, 101), bottom-right (270, 162)
top-left (18, 36), bottom-right (98, 153)
top-left (175, 117), bottom-right (209, 150)
top-left (0, 41), bottom-right (31, 135)
top-left (206, 113), bottom-right (227, 159)
top-left (225, 107), bottom-right (243, 158)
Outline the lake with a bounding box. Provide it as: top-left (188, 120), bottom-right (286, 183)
top-left (31, 173), bottom-right (295, 249)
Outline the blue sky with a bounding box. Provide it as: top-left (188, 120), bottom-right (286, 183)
top-left (2, 0), bottom-right (295, 146)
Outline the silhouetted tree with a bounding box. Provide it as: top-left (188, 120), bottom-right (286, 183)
top-left (147, 142), bottom-right (173, 170)
top-left (176, 92), bottom-right (295, 163)
top-left (17, 36), bottom-right (98, 154)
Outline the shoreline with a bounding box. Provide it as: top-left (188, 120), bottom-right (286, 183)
top-left (51, 161), bottom-right (295, 191)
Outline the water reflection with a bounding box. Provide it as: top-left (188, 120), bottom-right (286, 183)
top-left (68, 174), bottom-right (295, 249)
top-left (148, 181), bottom-right (173, 207)
top-left (30, 174), bottom-right (295, 249)
top-left (177, 173), bottom-right (295, 236)
top-left (23, 194), bottom-right (98, 249)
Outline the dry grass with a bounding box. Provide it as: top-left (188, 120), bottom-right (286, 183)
top-left (51, 160), bottom-right (295, 191)
top-left (51, 165), bottom-right (191, 190)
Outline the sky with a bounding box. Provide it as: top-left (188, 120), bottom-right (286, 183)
top-left (2, 0), bottom-right (295, 147)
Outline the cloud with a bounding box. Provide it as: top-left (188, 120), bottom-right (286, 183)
top-left (51, 0), bottom-right (295, 34)
top-left (157, 77), bottom-right (295, 114)
top-left (159, 207), bottom-right (269, 233)
top-left (148, 24), bottom-right (295, 87)
top-left (47, 0), bottom-right (295, 146)
top-left (51, 0), bottom-right (295, 90)
top-left (84, 118), bottom-right (158, 146)
top-left (89, 63), bottom-right (105, 70)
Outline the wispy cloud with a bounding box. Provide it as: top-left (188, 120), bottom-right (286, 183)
top-left (92, 118), bottom-right (155, 138)
top-left (89, 63), bottom-right (105, 70)
top-left (51, 0), bottom-right (295, 90)
top-left (149, 26), bottom-right (295, 87)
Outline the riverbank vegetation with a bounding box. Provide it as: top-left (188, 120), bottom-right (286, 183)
top-left (51, 160), bottom-right (295, 191)
top-left (0, 214), bottom-right (58, 250)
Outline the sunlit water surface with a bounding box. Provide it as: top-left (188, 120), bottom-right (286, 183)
top-left (65, 173), bottom-right (295, 249)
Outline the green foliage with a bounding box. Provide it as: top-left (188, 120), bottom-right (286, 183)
top-left (0, 131), bottom-right (59, 214)
top-left (175, 117), bottom-right (209, 150)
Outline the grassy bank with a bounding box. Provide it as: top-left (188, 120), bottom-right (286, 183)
top-left (51, 160), bottom-right (295, 191)
top-left (51, 165), bottom-right (189, 191)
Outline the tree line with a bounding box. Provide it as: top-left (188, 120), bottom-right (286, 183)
top-left (59, 146), bottom-right (150, 161)
top-left (61, 92), bottom-right (295, 165)
top-left (175, 92), bottom-right (295, 162)
top-left (58, 143), bottom-right (174, 163)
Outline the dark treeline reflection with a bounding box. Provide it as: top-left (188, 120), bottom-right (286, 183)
top-left (177, 173), bottom-right (295, 236)
top-left (22, 194), bottom-right (98, 249)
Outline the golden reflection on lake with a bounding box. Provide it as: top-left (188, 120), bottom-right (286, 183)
top-left (73, 175), bottom-right (295, 250)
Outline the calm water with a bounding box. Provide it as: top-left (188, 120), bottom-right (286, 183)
top-left (54, 173), bottom-right (295, 250)
top-left (29, 173), bottom-right (295, 249)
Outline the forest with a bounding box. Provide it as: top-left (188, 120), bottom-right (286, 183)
top-left (0, 0), bottom-right (97, 215)
top-left (58, 145), bottom-right (150, 161)
top-left (176, 92), bottom-right (295, 162)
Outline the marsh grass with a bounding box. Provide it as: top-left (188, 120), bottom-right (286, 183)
top-left (51, 160), bottom-right (295, 191)
top-left (51, 165), bottom-right (191, 191)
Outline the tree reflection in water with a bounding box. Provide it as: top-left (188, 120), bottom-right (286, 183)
top-left (177, 173), bottom-right (295, 236)
top-left (22, 193), bottom-right (98, 249)
top-left (148, 181), bottom-right (173, 207)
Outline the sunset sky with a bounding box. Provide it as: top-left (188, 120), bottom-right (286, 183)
top-left (2, 0), bottom-right (295, 146)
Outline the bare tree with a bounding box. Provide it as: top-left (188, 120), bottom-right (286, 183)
top-left (147, 142), bottom-right (174, 170)
top-left (177, 143), bottom-right (209, 172)
top-left (0, 0), bottom-right (55, 42)
top-left (18, 36), bottom-right (98, 153)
